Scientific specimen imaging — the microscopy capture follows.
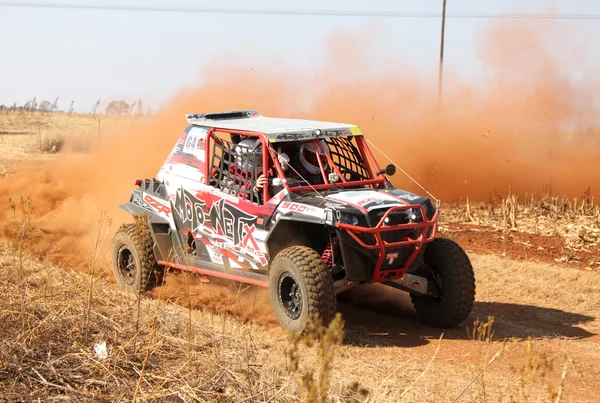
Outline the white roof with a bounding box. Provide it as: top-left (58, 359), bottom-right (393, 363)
top-left (185, 111), bottom-right (362, 142)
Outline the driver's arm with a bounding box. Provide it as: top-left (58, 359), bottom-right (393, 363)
top-left (253, 174), bottom-right (267, 193)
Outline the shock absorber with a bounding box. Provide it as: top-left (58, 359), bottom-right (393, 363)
top-left (321, 238), bottom-right (340, 269)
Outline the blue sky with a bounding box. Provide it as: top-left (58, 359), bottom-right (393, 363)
top-left (1, 0), bottom-right (599, 112)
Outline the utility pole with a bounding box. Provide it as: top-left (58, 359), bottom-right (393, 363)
top-left (438, 0), bottom-right (447, 114)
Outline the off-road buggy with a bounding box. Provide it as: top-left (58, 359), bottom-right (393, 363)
top-left (110, 110), bottom-right (475, 333)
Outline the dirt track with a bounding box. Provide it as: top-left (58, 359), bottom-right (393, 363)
top-left (336, 252), bottom-right (600, 402)
top-left (106, 231), bottom-right (600, 401)
top-left (441, 223), bottom-right (600, 270)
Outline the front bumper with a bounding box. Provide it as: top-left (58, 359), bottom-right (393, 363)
top-left (335, 204), bottom-right (438, 282)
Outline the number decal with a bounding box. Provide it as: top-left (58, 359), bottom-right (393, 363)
top-left (281, 202), bottom-right (307, 212)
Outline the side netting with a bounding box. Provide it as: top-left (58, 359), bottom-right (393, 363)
top-left (210, 137), bottom-right (262, 204)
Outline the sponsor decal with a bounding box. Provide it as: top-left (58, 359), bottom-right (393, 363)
top-left (174, 187), bottom-right (207, 234)
top-left (173, 187), bottom-right (267, 267)
top-left (278, 201), bottom-right (325, 219)
top-left (357, 197), bottom-right (377, 206)
top-left (398, 193), bottom-right (420, 201)
top-left (144, 194), bottom-right (172, 216)
top-left (329, 191), bottom-right (407, 210)
top-left (273, 129), bottom-right (349, 142)
top-left (131, 190), bottom-right (155, 212)
top-left (280, 201), bottom-right (308, 212)
top-left (206, 244), bottom-right (223, 264)
top-left (386, 252), bottom-right (399, 265)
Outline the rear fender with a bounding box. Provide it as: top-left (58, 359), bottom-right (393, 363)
top-left (118, 202), bottom-right (170, 225)
top-left (118, 203), bottom-right (184, 263)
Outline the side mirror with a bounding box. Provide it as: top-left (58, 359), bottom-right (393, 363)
top-left (377, 164), bottom-right (396, 176)
top-left (385, 164), bottom-right (396, 176)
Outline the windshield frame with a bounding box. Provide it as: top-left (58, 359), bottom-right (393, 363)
top-left (270, 135), bottom-right (388, 193)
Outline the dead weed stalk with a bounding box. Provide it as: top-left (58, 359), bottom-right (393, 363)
top-left (286, 313), bottom-right (345, 403)
top-left (84, 210), bottom-right (113, 343)
top-left (8, 196), bottom-right (33, 340)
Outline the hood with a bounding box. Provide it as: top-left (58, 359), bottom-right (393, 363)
top-left (276, 188), bottom-right (434, 226)
top-left (289, 188), bottom-right (430, 211)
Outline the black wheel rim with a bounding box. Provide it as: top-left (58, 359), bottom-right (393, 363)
top-left (278, 272), bottom-right (303, 320)
top-left (117, 245), bottom-right (136, 286)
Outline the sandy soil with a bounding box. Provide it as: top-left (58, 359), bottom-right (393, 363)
top-left (441, 223), bottom-right (600, 270)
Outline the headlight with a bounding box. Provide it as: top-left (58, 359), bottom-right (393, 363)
top-left (339, 213), bottom-right (360, 226)
top-left (409, 202), bottom-right (434, 222)
top-left (409, 207), bottom-right (423, 222)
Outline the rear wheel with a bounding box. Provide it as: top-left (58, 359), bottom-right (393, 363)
top-left (410, 238), bottom-right (475, 328)
top-left (268, 246), bottom-right (336, 334)
top-left (110, 222), bottom-right (163, 293)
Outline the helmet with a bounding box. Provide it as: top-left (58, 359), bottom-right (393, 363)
top-left (299, 140), bottom-right (329, 175)
top-left (234, 139), bottom-right (262, 172)
top-left (235, 138), bottom-right (261, 153)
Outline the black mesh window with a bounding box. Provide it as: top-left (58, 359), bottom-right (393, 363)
top-left (210, 137), bottom-right (262, 204)
top-left (324, 137), bottom-right (371, 181)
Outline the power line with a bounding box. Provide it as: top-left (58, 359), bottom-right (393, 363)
top-left (1, 1), bottom-right (600, 20)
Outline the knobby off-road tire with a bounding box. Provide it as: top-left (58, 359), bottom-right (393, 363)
top-left (268, 246), bottom-right (336, 334)
top-left (411, 238), bottom-right (476, 328)
top-left (110, 223), bottom-right (163, 294)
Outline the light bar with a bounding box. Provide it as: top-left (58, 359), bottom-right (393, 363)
top-left (186, 110), bottom-right (260, 122)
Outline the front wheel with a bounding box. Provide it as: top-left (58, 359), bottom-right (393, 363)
top-left (110, 222), bottom-right (163, 293)
top-left (268, 246), bottom-right (336, 334)
top-left (411, 238), bottom-right (476, 328)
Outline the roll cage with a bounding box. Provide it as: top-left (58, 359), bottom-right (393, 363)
top-left (202, 126), bottom-right (388, 204)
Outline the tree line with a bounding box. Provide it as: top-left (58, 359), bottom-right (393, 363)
top-left (0, 97), bottom-right (151, 115)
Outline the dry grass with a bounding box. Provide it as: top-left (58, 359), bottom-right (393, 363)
top-left (0, 112), bottom-right (143, 165)
top-left (471, 254), bottom-right (600, 320)
top-left (0, 242), bottom-right (295, 401)
top-left (0, 113), bottom-right (95, 153)
top-left (440, 189), bottom-right (600, 253)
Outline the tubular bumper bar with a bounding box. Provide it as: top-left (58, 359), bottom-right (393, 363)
top-left (335, 204), bottom-right (438, 282)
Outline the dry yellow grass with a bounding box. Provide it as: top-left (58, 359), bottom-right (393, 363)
top-left (0, 112), bottom-right (143, 174)
top-left (440, 193), bottom-right (600, 253)
top-left (0, 113), bottom-right (94, 157)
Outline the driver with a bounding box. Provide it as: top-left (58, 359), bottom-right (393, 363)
top-left (297, 140), bottom-right (331, 185)
top-left (228, 138), bottom-right (269, 201)
top-left (254, 139), bottom-right (331, 193)
top-left (232, 139), bottom-right (290, 200)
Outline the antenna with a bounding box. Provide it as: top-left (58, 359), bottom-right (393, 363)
top-left (366, 138), bottom-right (441, 208)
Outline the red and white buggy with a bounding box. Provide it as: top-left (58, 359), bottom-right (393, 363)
top-left (110, 110), bottom-right (475, 333)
